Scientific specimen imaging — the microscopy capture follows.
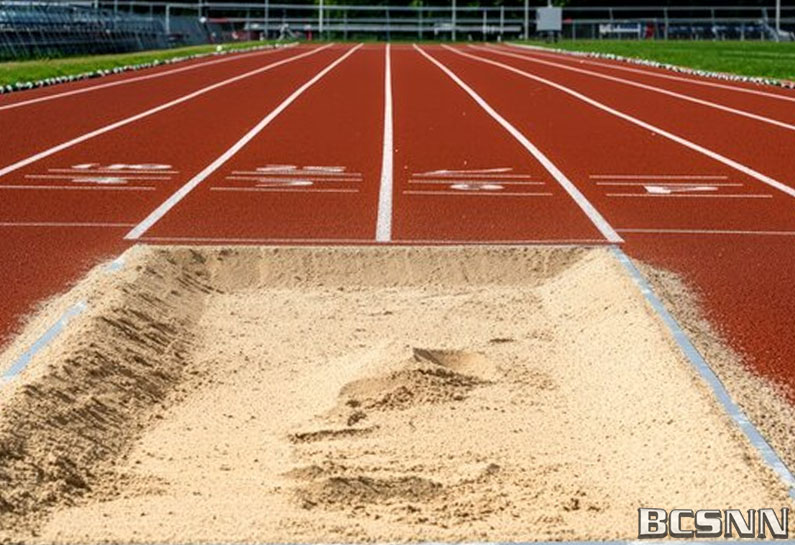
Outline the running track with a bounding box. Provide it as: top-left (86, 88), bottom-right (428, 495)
top-left (1, 42), bottom-right (794, 402)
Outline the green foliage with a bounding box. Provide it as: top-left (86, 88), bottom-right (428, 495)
top-left (0, 41), bottom-right (277, 87)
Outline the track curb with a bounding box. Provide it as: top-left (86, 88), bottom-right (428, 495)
top-left (0, 41), bottom-right (298, 96)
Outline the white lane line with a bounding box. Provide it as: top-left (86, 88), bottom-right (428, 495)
top-left (0, 221), bottom-right (135, 227)
top-left (125, 45), bottom-right (362, 240)
top-left (393, 238), bottom-right (610, 245)
top-left (375, 43), bottom-right (394, 243)
top-left (0, 46), bottom-right (292, 112)
top-left (590, 174), bottom-right (728, 179)
top-left (618, 228), bottom-right (795, 236)
top-left (596, 182), bottom-right (742, 187)
top-left (139, 236), bottom-right (373, 243)
top-left (410, 179), bottom-right (546, 185)
top-left (445, 46), bottom-right (795, 202)
top-left (0, 185), bottom-right (155, 191)
top-left (211, 187), bottom-right (358, 193)
top-left (476, 45), bottom-right (795, 132)
top-left (404, 190), bottom-right (553, 197)
top-left (138, 235), bottom-right (608, 245)
top-left (606, 193), bottom-right (772, 199)
top-left (1, 302), bottom-right (87, 385)
top-left (504, 43), bottom-right (795, 104)
top-left (0, 44), bottom-right (333, 181)
top-left (416, 45), bottom-right (622, 244)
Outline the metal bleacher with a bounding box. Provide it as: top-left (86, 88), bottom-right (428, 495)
top-left (0, 1), bottom-right (167, 61)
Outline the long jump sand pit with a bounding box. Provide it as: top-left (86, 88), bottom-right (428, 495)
top-left (0, 245), bottom-right (793, 542)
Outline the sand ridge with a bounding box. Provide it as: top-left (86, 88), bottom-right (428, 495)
top-left (0, 247), bottom-right (214, 535)
top-left (0, 245), bottom-right (792, 542)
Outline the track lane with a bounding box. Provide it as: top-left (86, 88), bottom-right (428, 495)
top-left (0, 45), bottom-right (295, 111)
top-left (391, 45), bottom-right (608, 243)
top-left (0, 45), bottom-right (318, 167)
top-left (0, 45), bottom-right (348, 348)
top-left (429, 46), bottom-right (795, 233)
top-left (141, 44), bottom-right (381, 242)
top-left (484, 44), bottom-right (795, 127)
top-left (427, 44), bottom-right (795, 396)
top-left (0, 227), bottom-right (130, 346)
top-left (460, 46), bottom-right (795, 190)
top-left (623, 234), bottom-right (795, 402)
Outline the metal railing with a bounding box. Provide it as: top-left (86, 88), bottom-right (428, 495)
top-left (1, 1), bottom-right (793, 61)
top-left (93, 2), bottom-right (795, 42)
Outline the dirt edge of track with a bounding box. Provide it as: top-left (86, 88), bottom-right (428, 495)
top-left (1, 245), bottom-right (793, 542)
top-left (639, 261), bottom-right (795, 473)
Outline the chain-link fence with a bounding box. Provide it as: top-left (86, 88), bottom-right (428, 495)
top-left (0, 1), bottom-right (168, 60)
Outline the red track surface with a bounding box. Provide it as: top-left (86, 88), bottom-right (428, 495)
top-left (1, 42), bottom-right (794, 400)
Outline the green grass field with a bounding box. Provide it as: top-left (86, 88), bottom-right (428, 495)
top-left (0, 41), bottom-right (281, 87)
top-left (517, 40), bottom-right (795, 81)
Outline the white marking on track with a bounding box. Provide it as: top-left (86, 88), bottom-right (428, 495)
top-left (418, 167), bottom-right (512, 175)
top-left (0, 47), bottom-right (290, 112)
top-left (303, 165), bottom-right (347, 172)
top-left (617, 228), bottom-right (795, 236)
top-left (228, 178), bottom-right (315, 187)
top-left (227, 175), bottom-right (362, 183)
top-left (0, 185), bottom-right (155, 191)
top-left (138, 235), bottom-right (608, 245)
top-left (376, 44), bottom-right (394, 243)
top-left (643, 184), bottom-right (718, 194)
top-left (504, 43), bottom-right (795, 104)
top-left (590, 174), bottom-right (728, 180)
top-left (0, 221), bottom-right (135, 227)
top-left (139, 236), bottom-right (373, 243)
top-left (49, 168), bottom-right (180, 175)
top-left (71, 163), bottom-right (173, 171)
top-left (242, 165), bottom-right (358, 176)
top-left (445, 46), bottom-right (795, 202)
top-left (393, 238), bottom-right (609, 245)
top-left (125, 45), bottom-right (361, 240)
top-left (413, 173), bottom-right (535, 179)
top-left (25, 174), bottom-right (169, 182)
top-left (417, 45), bottom-right (622, 243)
top-left (476, 45), bottom-right (795, 132)
top-left (0, 44), bottom-right (334, 181)
top-left (404, 190), bottom-right (553, 197)
top-left (596, 181), bottom-right (742, 187)
top-left (607, 193), bottom-right (772, 199)
top-left (211, 187), bottom-right (358, 193)
top-left (450, 183), bottom-right (504, 191)
top-left (410, 179), bottom-right (545, 185)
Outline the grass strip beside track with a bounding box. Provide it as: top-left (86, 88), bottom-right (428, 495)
top-left (0, 40), bottom-right (284, 87)
top-left (517, 40), bottom-right (795, 81)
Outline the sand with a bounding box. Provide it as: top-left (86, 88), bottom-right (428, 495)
top-left (0, 245), bottom-right (792, 543)
top-left (639, 262), bottom-right (795, 487)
